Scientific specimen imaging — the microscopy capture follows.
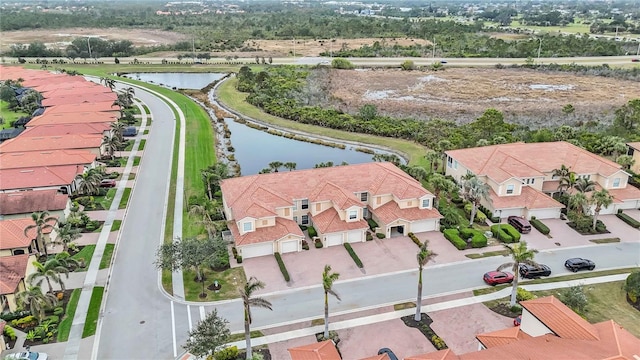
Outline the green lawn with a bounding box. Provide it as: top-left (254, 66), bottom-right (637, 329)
top-left (94, 188), bottom-right (117, 210)
top-left (228, 331), bottom-right (263, 342)
top-left (0, 100), bottom-right (28, 129)
top-left (99, 244), bottom-right (115, 269)
top-left (111, 220), bottom-right (122, 232)
top-left (82, 286), bottom-right (105, 338)
top-left (71, 245), bottom-right (96, 270)
top-left (183, 267), bottom-right (247, 302)
top-left (143, 129), bottom-right (149, 135)
top-left (466, 249), bottom-right (511, 259)
top-left (57, 288), bottom-right (81, 342)
top-left (139, 139), bottom-right (146, 151)
top-left (118, 188), bottom-right (131, 209)
top-left (128, 173), bottom-right (136, 180)
top-left (118, 156), bottom-right (141, 167)
top-left (508, 20), bottom-right (591, 34)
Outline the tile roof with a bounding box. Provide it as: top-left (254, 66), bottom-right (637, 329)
top-left (520, 296), bottom-right (599, 340)
top-left (447, 142), bottom-right (622, 184)
top-left (40, 86), bottom-right (113, 98)
top-left (25, 111), bottom-right (118, 127)
top-left (0, 150), bottom-right (96, 170)
top-left (288, 340), bottom-right (341, 360)
top-left (19, 123), bottom-right (111, 136)
top-left (0, 254), bottom-right (30, 295)
top-left (359, 355), bottom-right (390, 360)
top-left (0, 133), bottom-right (103, 153)
top-left (229, 217), bottom-right (304, 246)
top-left (605, 185), bottom-right (640, 203)
top-left (309, 181), bottom-right (363, 210)
top-left (405, 349), bottom-right (459, 360)
top-left (628, 142), bottom-right (640, 151)
top-left (0, 165), bottom-right (82, 191)
top-left (0, 218), bottom-right (54, 250)
top-left (41, 92), bottom-right (118, 107)
top-left (221, 163), bottom-right (433, 222)
top-left (0, 190), bottom-right (69, 215)
top-left (374, 200), bottom-right (442, 224)
top-left (489, 186), bottom-right (565, 210)
top-left (34, 81), bottom-right (104, 94)
top-left (44, 102), bottom-right (119, 115)
top-left (311, 207), bottom-right (368, 234)
top-left (476, 326), bottom-right (532, 348)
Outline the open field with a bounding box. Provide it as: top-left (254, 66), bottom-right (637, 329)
top-left (326, 67), bottom-right (640, 126)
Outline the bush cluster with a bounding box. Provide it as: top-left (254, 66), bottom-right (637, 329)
top-left (616, 212), bottom-right (640, 228)
top-left (302, 240), bottom-right (310, 250)
top-left (530, 218), bottom-right (550, 235)
top-left (516, 287), bottom-right (536, 302)
top-left (408, 232), bottom-right (422, 247)
top-left (464, 203), bottom-right (487, 224)
top-left (375, 233), bottom-right (386, 239)
top-left (3, 325), bottom-right (17, 341)
top-left (366, 232), bottom-right (373, 241)
top-left (215, 346), bottom-right (239, 360)
top-left (344, 243), bottom-right (363, 268)
top-left (443, 229), bottom-right (467, 250)
top-left (11, 315), bottom-right (37, 329)
top-left (0, 310), bottom-right (31, 322)
top-left (274, 252), bottom-right (291, 282)
top-left (315, 238), bottom-right (324, 248)
top-left (431, 335), bottom-right (447, 350)
top-left (367, 218), bottom-right (379, 231)
top-left (459, 227), bottom-right (488, 248)
top-left (307, 226), bottom-right (317, 238)
top-left (491, 224), bottom-right (521, 243)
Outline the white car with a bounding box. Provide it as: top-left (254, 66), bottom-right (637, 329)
top-left (4, 351), bottom-right (48, 360)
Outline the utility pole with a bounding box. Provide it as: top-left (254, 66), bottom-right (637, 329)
top-left (432, 37), bottom-right (436, 58)
top-left (87, 37), bottom-right (92, 59)
top-left (537, 38), bottom-right (542, 59)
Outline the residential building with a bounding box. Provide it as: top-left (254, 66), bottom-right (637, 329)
top-left (0, 149), bottom-right (97, 171)
top-left (626, 142), bottom-right (640, 174)
top-left (0, 133), bottom-right (105, 156)
top-left (0, 190), bottom-right (71, 221)
top-left (0, 165), bottom-right (82, 194)
top-left (25, 111), bottom-right (118, 127)
top-left (19, 123), bottom-right (111, 137)
top-left (221, 162), bottom-right (441, 259)
top-left (288, 340), bottom-right (342, 360)
top-left (0, 218), bottom-right (56, 256)
top-left (41, 93), bottom-right (118, 107)
top-left (0, 254), bottom-right (37, 313)
top-left (445, 142), bottom-right (640, 219)
top-left (43, 102), bottom-right (120, 116)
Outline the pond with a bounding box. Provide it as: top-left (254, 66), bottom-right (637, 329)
top-left (123, 72), bottom-right (226, 90)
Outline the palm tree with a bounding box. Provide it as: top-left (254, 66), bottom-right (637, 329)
top-left (616, 154), bottom-right (635, 170)
top-left (461, 176), bottom-right (491, 225)
top-left (591, 189), bottom-right (613, 230)
top-left (102, 131), bottom-right (122, 159)
top-left (424, 149), bottom-right (440, 174)
top-left (188, 201), bottom-right (222, 238)
top-left (428, 173), bottom-right (457, 207)
top-left (268, 161), bottom-right (284, 172)
top-left (27, 259), bottom-right (70, 293)
top-left (552, 165), bottom-right (571, 181)
top-left (110, 121), bottom-right (127, 142)
top-left (569, 192), bottom-right (589, 215)
top-left (75, 168), bottom-right (103, 196)
top-left (497, 241), bottom-right (539, 306)
top-left (54, 223), bottom-right (82, 252)
top-left (574, 177), bottom-right (596, 194)
top-left (558, 171), bottom-right (578, 195)
top-left (24, 211), bottom-right (57, 256)
top-left (100, 77), bottom-right (116, 91)
top-left (407, 166), bottom-right (429, 183)
top-left (415, 241), bottom-right (435, 321)
top-left (436, 139), bottom-right (453, 174)
top-left (201, 163), bottom-right (230, 200)
top-left (240, 277), bottom-right (272, 359)
top-left (54, 251), bottom-right (81, 271)
top-left (16, 286), bottom-right (58, 322)
top-left (322, 265), bottom-right (341, 339)
top-left (283, 162), bottom-right (297, 171)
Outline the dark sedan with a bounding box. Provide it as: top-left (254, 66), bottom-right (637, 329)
top-left (564, 258), bottom-right (595, 272)
top-left (519, 264), bottom-right (551, 279)
top-left (483, 271), bottom-right (514, 286)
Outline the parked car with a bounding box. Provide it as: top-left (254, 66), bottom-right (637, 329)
top-left (508, 216), bottom-right (532, 234)
top-left (100, 179), bottom-right (117, 188)
top-left (564, 258), bottom-right (595, 272)
top-left (483, 271), bottom-right (514, 286)
top-left (5, 352), bottom-right (48, 360)
top-left (632, 58), bottom-right (639, 62)
top-left (378, 348), bottom-right (399, 360)
top-left (519, 264), bottom-right (552, 278)
top-left (122, 126), bottom-right (138, 137)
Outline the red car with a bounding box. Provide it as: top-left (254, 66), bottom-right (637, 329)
top-left (100, 179), bottom-right (117, 188)
top-left (632, 58), bottom-right (640, 62)
top-left (483, 271), bottom-right (514, 286)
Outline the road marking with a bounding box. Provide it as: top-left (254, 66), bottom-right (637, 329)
top-left (171, 301), bottom-right (177, 358)
top-left (199, 306), bottom-right (206, 322)
top-left (187, 305), bottom-right (193, 332)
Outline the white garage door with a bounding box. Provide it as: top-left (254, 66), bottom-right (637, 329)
top-left (241, 242), bottom-right (274, 259)
top-left (527, 208), bottom-right (561, 220)
top-left (411, 220), bottom-right (436, 233)
top-left (325, 233), bottom-right (343, 247)
top-left (347, 230), bottom-right (363, 243)
top-left (280, 239), bottom-right (299, 253)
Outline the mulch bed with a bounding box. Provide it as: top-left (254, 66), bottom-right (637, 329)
top-left (401, 313), bottom-right (448, 350)
top-left (238, 348), bottom-right (271, 360)
top-left (489, 303), bottom-right (522, 318)
top-left (22, 289), bottom-right (75, 347)
top-left (566, 222), bottom-right (610, 235)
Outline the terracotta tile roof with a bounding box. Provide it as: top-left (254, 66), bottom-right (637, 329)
top-left (41, 92), bottom-right (117, 107)
top-left (606, 185), bottom-right (640, 203)
top-left (311, 207), bottom-right (368, 234)
top-left (0, 165), bottom-right (82, 191)
top-left (0, 254), bottom-right (30, 295)
top-left (489, 186), bottom-right (565, 211)
top-left (374, 200), bottom-right (442, 224)
top-left (0, 133), bottom-right (103, 153)
top-left (26, 111), bottom-right (118, 127)
top-left (520, 296), bottom-right (599, 340)
top-left (628, 142), bottom-right (640, 151)
top-left (0, 218), bottom-right (54, 250)
top-left (0, 190), bottom-right (69, 215)
top-left (447, 142), bottom-right (622, 184)
top-left (34, 81), bottom-right (104, 94)
top-left (20, 123), bottom-right (111, 136)
top-left (40, 86), bottom-right (113, 98)
top-left (405, 349), bottom-right (459, 360)
top-left (593, 320), bottom-right (640, 360)
top-left (44, 102), bottom-right (119, 115)
top-left (0, 150), bottom-right (96, 170)
top-left (476, 326), bottom-right (532, 348)
top-left (309, 181), bottom-right (363, 210)
top-left (359, 355), bottom-right (390, 360)
top-left (229, 217), bottom-right (304, 246)
top-left (221, 163), bottom-right (434, 222)
top-left (288, 340), bottom-right (341, 360)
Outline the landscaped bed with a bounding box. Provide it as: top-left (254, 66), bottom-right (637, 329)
top-left (401, 314), bottom-right (448, 351)
top-left (182, 267), bottom-right (246, 302)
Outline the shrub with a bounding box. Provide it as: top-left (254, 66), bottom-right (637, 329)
top-left (530, 218), bottom-right (550, 235)
top-left (299, 225), bottom-right (308, 231)
top-left (516, 287), bottom-right (536, 302)
top-left (430, 335), bottom-right (447, 350)
top-left (617, 212), bottom-right (640, 228)
top-left (443, 229), bottom-right (467, 250)
top-left (479, 204), bottom-right (494, 220)
top-left (215, 346), bottom-right (239, 360)
top-left (302, 240), bottom-right (310, 250)
top-left (401, 60), bottom-right (416, 71)
top-left (0, 310), bottom-right (31, 322)
top-left (4, 325), bottom-right (17, 340)
top-left (315, 239), bottom-right (323, 248)
top-left (464, 203), bottom-right (487, 223)
top-left (45, 315), bottom-right (59, 324)
top-left (470, 233), bottom-right (488, 248)
top-left (376, 232), bottom-right (385, 239)
top-left (331, 58), bottom-right (355, 69)
top-left (366, 232), bottom-right (373, 241)
top-left (367, 218), bottom-right (379, 230)
top-left (11, 315), bottom-right (37, 329)
top-left (53, 307), bottom-right (64, 316)
top-left (491, 224), bottom-right (520, 243)
top-left (510, 305), bottom-right (523, 314)
top-left (236, 255), bottom-right (243, 264)
top-left (559, 286), bottom-right (588, 315)
top-left (624, 271), bottom-right (640, 304)
top-left (307, 226), bottom-right (317, 238)
top-left (274, 252), bottom-right (290, 282)
top-left (344, 243), bottom-right (363, 268)
top-left (231, 247), bottom-right (238, 258)
top-left (408, 232), bottom-right (422, 247)
top-left (459, 227), bottom-right (475, 240)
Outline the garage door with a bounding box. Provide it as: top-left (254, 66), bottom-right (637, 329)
top-left (411, 220), bottom-right (436, 233)
top-left (325, 233), bottom-right (343, 247)
top-left (240, 242), bottom-right (274, 259)
top-left (347, 230), bottom-right (363, 243)
top-left (527, 208), bottom-right (561, 220)
top-left (280, 239), bottom-right (299, 253)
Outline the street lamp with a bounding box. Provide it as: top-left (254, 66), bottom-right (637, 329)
top-left (496, 209), bottom-right (503, 239)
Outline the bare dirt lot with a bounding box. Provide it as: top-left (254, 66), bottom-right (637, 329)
top-left (326, 67), bottom-right (640, 127)
top-left (243, 37), bottom-right (431, 57)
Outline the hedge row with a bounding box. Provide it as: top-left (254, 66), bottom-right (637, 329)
top-left (308, 226), bottom-right (318, 238)
top-left (616, 212), bottom-right (640, 228)
top-left (459, 228), bottom-right (488, 248)
top-left (490, 224), bottom-right (521, 243)
top-left (443, 229), bottom-right (467, 250)
top-left (479, 204), bottom-right (501, 223)
top-left (274, 252), bottom-right (291, 282)
top-left (408, 232), bottom-right (423, 247)
top-left (530, 218), bottom-right (550, 235)
top-left (367, 218), bottom-right (379, 230)
top-left (344, 243), bottom-right (364, 268)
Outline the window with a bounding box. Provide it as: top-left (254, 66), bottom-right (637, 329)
top-left (348, 210), bottom-right (357, 220)
top-left (447, 157), bottom-right (453, 168)
top-left (13, 249), bottom-right (25, 255)
top-left (293, 216), bottom-right (298, 223)
top-left (293, 201), bottom-right (297, 211)
top-left (506, 185), bottom-right (514, 195)
top-left (363, 207), bottom-right (369, 218)
top-left (301, 215), bottom-right (309, 225)
top-left (284, 208), bottom-right (290, 216)
top-left (613, 178), bottom-right (621, 188)
top-left (360, 192), bottom-right (368, 202)
top-left (301, 199), bottom-right (309, 210)
top-left (523, 178), bottom-right (535, 185)
top-left (422, 198), bottom-right (430, 208)
top-left (242, 222), bottom-right (252, 232)
top-left (454, 160), bottom-right (458, 169)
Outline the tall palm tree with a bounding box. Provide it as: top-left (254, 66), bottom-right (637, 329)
top-left (591, 189), bottom-right (613, 230)
top-left (75, 168), bottom-right (103, 196)
top-left (16, 286), bottom-right (58, 322)
top-left (54, 223), bottom-right (82, 252)
top-left (240, 277), bottom-right (272, 360)
top-left (27, 259), bottom-right (70, 293)
top-left (188, 201), bottom-right (223, 238)
top-left (102, 131), bottom-right (122, 159)
top-left (201, 162), bottom-right (230, 200)
top-left (574, 177), bottom-right (596, 194)
top-left (54, 251), bottom-right (82, 271)
top-left (415, 241), bottom-right (435, 321)
top-left (497, 241), bottom-right (539, 307)
top-left (407, 166), bottom-right (429, 183)
top-left (461, 175), bottom-right (491, 225)
top-left (110, 121), bottom-right (127, 142)
top-left (24, 211), bottom-right (57, 256)
top-left (283, 162), bottom-right (297, 171)
top-left (552, 165), bottom-right (571, 182)
top-left (558, 171), bottom-right (577, 195)
top-left (569, 192), bottom-right (589, 215)
top-left (424, 149), bottom-right (440, 174)
top-left (268, 161), bottom-right (284, 172)
top-left (436, 139), bottom-right (453, 174)
top-left (322, 265), bottom-right (341, 339)
top-left (428, 173), bottom-right (456, 207)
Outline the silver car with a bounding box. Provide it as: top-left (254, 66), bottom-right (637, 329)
top-left (4, 351), bottom-right (48, 360)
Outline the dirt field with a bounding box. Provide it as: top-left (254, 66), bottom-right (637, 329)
top-left (243, 37), bottom-right (431, 57)
top-left (326, 67), bottom-right (640, 127)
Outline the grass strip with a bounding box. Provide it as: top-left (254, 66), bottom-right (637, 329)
top-left (82, 286), bottom-right (105, 338)
top-left (465, 249), bottom-right (511, 259)
top-left (118, 188), bottom-right (131, 209)
top-left (111, 220), bottom-right (122, 232)
top-left (143, 129), bottom-right (149, 135)
top-left (71, 245), bottom-right (96, 270)
top-left (95, 188), bottom-right (117, 211)
top-left (57, 288), bottom-right (81, 342)
top-left (99, 244), bottom-right (116, 269)
top-left (139, 139), bottom-right (146, 150)
top-left (128, 173), bottom-right (136, 180)
top-left (228, 331), bottom-right (263, 342)
top-left (589, 237), bottom-right (621, 244)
